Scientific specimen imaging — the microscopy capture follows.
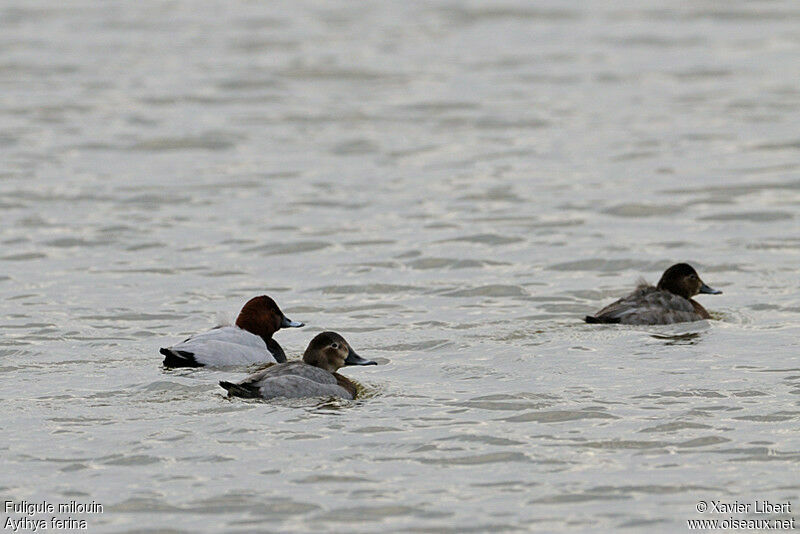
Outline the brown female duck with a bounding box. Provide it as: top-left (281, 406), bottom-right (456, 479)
top-left (585, 263), bottom-right (722, 325)
top-left (220, 331), bottom-right (376, 400)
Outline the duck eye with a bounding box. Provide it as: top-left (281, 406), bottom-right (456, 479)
top-left (330, 342), bottom-right (339, 349)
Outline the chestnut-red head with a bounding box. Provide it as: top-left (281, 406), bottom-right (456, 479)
top-left (235, 295), bottom-right (303, 339)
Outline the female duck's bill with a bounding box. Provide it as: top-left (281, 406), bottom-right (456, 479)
top-left (219, 331), bottom-right (377, 401)
top-left (698, 283), bottom-right (722, 295)
top-left (160, 295), bottom-right (304, 368)
top-left (585, 263), bottom-right (722, 325)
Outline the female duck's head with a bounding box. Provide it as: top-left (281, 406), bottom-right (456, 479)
top-left (656, 263), bottom-right (722, 299)
top-left (302, 331), bottom-right (376, 373)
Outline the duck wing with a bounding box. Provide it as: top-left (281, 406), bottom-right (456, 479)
top-left (178, 326), bottom-right (266, 349)
top-left (220, 362), bottom-right (350, 399)
top-left (587, 286), bottom-right (698, 325)
top-left (258, 376), bottom-right (352, 400)
top-left (244, 361), bottom-right (337, 384)
top-left (222, 375), bottom-right (352, 400)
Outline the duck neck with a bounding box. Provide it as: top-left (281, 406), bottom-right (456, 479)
top-left (690, 299), bottom-right (710, 319)
top-left (264, 337), bottom-right (287, 363)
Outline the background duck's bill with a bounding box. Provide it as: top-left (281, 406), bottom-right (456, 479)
top-left (281, 317), bottom-right (304, 328)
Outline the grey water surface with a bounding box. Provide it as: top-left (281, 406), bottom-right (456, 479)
top-left (1, 1), bottom-right (799, 532)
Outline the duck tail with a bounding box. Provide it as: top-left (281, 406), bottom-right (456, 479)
top-left (219, 381), bottom-right (260, 398)
top-left (161, 348), bottom-right (202, 368)
top-left (584, 315), bottom-right (620, 324)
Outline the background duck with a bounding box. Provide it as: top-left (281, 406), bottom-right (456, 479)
top-left (160, 295), bottom-right (304, 367)
top-left (585, 263), bottom-right (722, 325)
top-left (220, 331), bottom-right (376, 400)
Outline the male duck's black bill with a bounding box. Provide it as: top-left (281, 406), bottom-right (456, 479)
top-left (699, 283), bottom-right (722, 295)
top-left (345, 348), bottom-right (377, 366)
top-left (281, 316), bottom-right (305, 328)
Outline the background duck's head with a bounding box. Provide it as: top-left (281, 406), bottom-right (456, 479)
top-left (656, 263), bottom-right (722, 299)
top-left (303, 331), bottom-right (376, 372)
top-left (235, 295), bottom-right (304, 338)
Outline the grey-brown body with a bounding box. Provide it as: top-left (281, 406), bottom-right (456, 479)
top-left (585, 263), bottom-right (721, 326)
top-left (588, 284), bottom-right (706, 325)
top-left (223, 361), bottom-right (355, 400)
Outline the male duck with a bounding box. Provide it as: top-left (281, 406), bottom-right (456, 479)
top-left (585, 263), bottom-right (722, 325)
top-left (160, 295), bottom-right (304, 367)
top-left (220, 331), bottom-right (376, 400)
